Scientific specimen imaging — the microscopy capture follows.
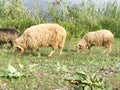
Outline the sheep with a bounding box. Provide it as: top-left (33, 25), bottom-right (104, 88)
top-left (0, 28), bottom-right (20, 48)
top-left (15, 23), bottom-right (67, 57)
top-left (76, 29), bottom-right (114, 54)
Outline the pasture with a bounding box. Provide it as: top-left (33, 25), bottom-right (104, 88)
top-left (0, 38), bottom-right (119, 90)
top-left (0, 0), bottom-right (120, 89)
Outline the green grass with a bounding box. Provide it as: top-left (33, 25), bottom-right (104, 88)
top-left (0, 38), bottom-right (119, 90)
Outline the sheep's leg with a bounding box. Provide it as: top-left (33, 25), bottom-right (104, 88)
top-left (48, 49), bottom-right (55, 57)
top-left (108, 44), bottom-right (112, 53)
top-left (59, 48), bottom-right (62, 55)
top-left (103, 43), bottom-right (112, 55)
top-left (107, 44), bottom-right (112, 56)
top-left (58, 41), bottom-right (65, 55)
top-left (36, 49), bottom-right (40, 57)
top-left (58, 46), bottom-right (63, 55)
top-left (48, 45), bottom-right (57, 57)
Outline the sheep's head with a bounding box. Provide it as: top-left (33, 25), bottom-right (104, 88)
top-left (76, 39), bottom-right (87, 52)
top-left (14, 36), bottom-right (26, 56)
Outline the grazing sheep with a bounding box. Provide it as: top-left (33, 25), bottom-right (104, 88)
top-left (76, 29), bottom-right (114, 54)
top-left (15, 23), bottom-right (67, 57)
top-left (0, 28), bottom-right (20, 47)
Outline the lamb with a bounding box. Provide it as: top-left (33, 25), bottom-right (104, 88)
top-left (76, 29), bottom-right (114, 54)
top-left (15, 23), bottom-right (67, 57)
top-left (0, 28), bottom-right (20, 47)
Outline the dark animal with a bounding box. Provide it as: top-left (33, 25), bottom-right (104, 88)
top-left (0, 28), bottom-right (20, 47)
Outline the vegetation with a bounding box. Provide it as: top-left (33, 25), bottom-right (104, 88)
top-left (0, 38), bottom-right (119, 90)
top-left (0, 0), bottom-right (120, 38)
top-left (0, 0), bottom-right (120, 90)
top-left (65, 71), bottom-right (107, 90)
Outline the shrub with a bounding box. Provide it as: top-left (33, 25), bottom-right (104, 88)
top-left (0, 0), bottom-right (120, 38)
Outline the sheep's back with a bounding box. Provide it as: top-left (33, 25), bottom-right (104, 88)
top-left (95, 30), bottom-right (114, 42)
top-left (24, 30), bottom-right (50, 48)
top-left (23, 24), bottom-right (66, 47)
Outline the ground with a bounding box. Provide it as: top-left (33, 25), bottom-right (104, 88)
top-left (0, 38), bottom-right (119, 90)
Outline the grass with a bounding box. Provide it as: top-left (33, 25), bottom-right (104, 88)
top-left (0, 38), bottom-right (119, 90)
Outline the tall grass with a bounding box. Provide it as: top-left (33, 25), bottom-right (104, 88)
top-left (0, 0), bottom-right (35, 33)
top-left (0, 0), bottom-right (120, 38)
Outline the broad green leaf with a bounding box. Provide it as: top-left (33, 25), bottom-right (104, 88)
top-left (8, 72), bottom-right (21, 77)
top-left (8, 63), bottom-right (17, 73)
top-left (76, 71), bottom-right (87, 79)
top-left (84, 85), bottom-right (91, 90)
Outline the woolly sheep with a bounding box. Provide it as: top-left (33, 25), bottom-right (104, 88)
top-left (15, 23), bottom-right (67, 57)
top-left (76, 29), bottom-right (114, 54)
top-left (0, 28), bottom-right (20, 47)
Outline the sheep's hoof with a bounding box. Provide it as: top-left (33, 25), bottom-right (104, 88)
top-left (37, 55), bottom-right (41, 58)
top-left (29, 54), bottom-right (33, 57)
top-left (48, 55), bottom-right (52, 57)
top-left (38, 55), bottom-right (40, 58)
